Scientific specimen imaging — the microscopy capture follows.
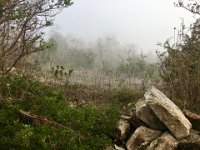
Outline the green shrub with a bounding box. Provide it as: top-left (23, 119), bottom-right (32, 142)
top-left (111, 87), bottom-right (143, 105)
top-left (158, 20), bottom-right (200, 112)
top-left (0, 75), bottom-right (120, 149)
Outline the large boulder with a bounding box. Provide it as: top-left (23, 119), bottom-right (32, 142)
top-left (145, 86), bottom-right (192, 139)
top-left (135, 98), bottom-right (166, 130)
top-left (126, 126), bottom-right (161, 150)
top-left (147, 132), bottom-right (178, 150)
top-left (127, 111), bottom-right (150, 130)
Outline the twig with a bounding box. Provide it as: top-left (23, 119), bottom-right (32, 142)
top-left (19, 109), bottom-right (79, 135)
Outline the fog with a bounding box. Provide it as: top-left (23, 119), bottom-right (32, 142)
top-left (47, 0), bottom-right (196, 54)
top-left (32, 0), bottom-right (199, 87)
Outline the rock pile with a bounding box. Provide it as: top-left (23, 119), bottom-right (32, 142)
top-left (106, 86), bottom-right (200, 150)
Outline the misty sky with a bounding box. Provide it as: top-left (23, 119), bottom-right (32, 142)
top-left (48, 0), bottom-right (196, 53)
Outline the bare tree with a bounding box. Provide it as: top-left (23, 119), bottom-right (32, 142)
top-left (0, 0), bottom-right (72, 74)
top-left (175, 0), bottom-right (200, 15)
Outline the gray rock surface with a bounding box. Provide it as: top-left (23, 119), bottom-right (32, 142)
top-left (147, 132), bottom-right (178, 150)
top-left (135, 98), bottom-right (166, 130)
top-left (129, 111), bottom-right (149, 130)
top-left (117, 119), bottom-right (130, 141)
top-left (126, 126), bottom-right (161, 150)
top-left (145, 86), bottom-right (192, 139)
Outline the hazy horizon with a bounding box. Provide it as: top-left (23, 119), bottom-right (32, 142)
top-left (46, 0), bottom-right (196, 54)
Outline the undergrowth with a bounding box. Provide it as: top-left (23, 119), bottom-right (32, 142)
top-left (0, 75), bottom-right (120, 149)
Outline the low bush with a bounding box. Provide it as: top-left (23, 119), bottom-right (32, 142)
top-left (0, 75), bottom-right (120, 149)
top-left (158, 20), bottom-right (200, 113)
top-left (110, 87), bottom-right (143, 105)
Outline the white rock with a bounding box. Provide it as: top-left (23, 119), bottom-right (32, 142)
top-left (145, 86), bottom-right (192, 139)
top-left (117, 119), bottom-right (130, 141)
top-left (147, 132), bottom-right (178, 150)
top-left (135, 98), bottom-right (166, 130)
top-left (114, 144), bottom-right (125, 150)
top-left (126, 126), bottom-right (161, 150)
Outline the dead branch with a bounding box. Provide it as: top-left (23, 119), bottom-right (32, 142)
top-left (19, 109), bottom-right (76, 133)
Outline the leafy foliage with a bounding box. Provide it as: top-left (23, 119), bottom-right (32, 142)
top-left (117, 50), bottom-right (159, 83)
top-left (175, 0), bottom-right (200, 15)
top-left (117, 51), bottom-right (147, 77)
top-left (66, 49), bottom-right (96, 69)
top-left (0, 0), bottom-right (72, 74)
top-left (0, 75), bottom-right (120, 149)
top-left (158, 20), bottom-right (200, 112)
top-left (111, 87), bottom-right (143, 105)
